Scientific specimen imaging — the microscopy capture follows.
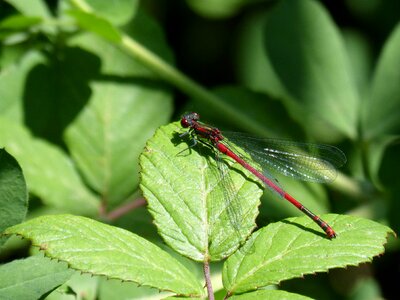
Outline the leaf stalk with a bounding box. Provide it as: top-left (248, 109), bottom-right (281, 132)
top-left (203, 260), bottom-right (214, 300)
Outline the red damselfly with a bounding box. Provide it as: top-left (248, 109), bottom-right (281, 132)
top-left (179, 112), bottom-right (346, 239)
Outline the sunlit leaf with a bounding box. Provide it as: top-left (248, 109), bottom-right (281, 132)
top-left (3, 214), bottom-right (204, 296)
top-left (5, 0), bottom-right (51, 18)
top-left (0, 50), bottom-right (45, 122)
top-left (0, 15), bottom-right (42, 30)
top-left (68, 10), bottom-right (122, 43)
top-left (223, 214), bottom-right (393, 295)
top-left (140, 122), bottom-right (262, 261)
top-left (80, 0), bottom-right (139, 26)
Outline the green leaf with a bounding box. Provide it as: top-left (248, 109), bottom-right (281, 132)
top-left (0, 255), bottom-right (74, 300)
top-left (5, 0), bottom-right (51, 18)
top-left (186, 0), bottom-right (246, 18)
top-left (3, 214), bottom-right (204, 296)
top-left (362, 22), bottom-right (400, 139)
top-left (68, 10), bottom-right (122, 43)
top-left (68, 10), bottom-right (174, 76)
top-left (223, 214), bottom-right (393, 295)
top-left (46, 272), bottom-right (98, 300)
top-left (64, 16), bottom-right (173, 206)
top-left (365, 136), bottom-right (398, 186)
top-left (98, 277), bottom-right (169, 300)
top-left (122, 9), bottom-right (175, 64)
top-left (264, 0), bottom-right (359, 139)
top-left (21, 47), bottom-right (101, 144)
top-left (342, 29), bottom-right (373, 95)
top-left (0, 117), bottom-right (99, 215)
top-left (235, 11), bottom-right (287, 99)
top-left (0, 50), bottom-right (45, 122)
top-left (0, 149), bottom-right (28, 246)
top-left (348, 277), bottom-right (382, 300)
top-left (64, 81), bottom-right (172, 207)
top-left (230, 289), bottom-right (312, 300)
top-left (234, 12), bottom-right (343, 142)
top-left (378, 141), bottom-right (400, 234)
top-left (80, 0), bottom-right (139, 26)
top-left (140, 122), bottom-right (262, 261)
top-left (0, 15), bottom-right (42, 30)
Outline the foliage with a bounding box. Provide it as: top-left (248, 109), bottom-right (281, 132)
top-left (0, 0), bottom-right (399, 299)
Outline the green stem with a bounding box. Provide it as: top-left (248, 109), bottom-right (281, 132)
top-left (329, 172), bottom-right (372, 201)
top-left (71, 0), bottom-right (93, 12)
top-left (120, 35), bottom-right (270, 136)
top-left (70, 0), bottom-right (272, 137)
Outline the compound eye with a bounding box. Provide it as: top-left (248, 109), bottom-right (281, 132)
top-left (181, 118), bottom-right (190, 128)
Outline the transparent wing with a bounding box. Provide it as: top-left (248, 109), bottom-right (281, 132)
top-left (206, 148), bottom-right (258, 250)
top-left (223, 132), bottom-right (346, 183)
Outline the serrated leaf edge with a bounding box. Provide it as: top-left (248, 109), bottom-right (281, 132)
top-left (227, 215), bottom-right (395, 293)
top-left (2, 228), bottom-right (203, 297)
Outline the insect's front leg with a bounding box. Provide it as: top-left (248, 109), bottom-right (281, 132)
top-left (177, 129), bottom-right (198, 155)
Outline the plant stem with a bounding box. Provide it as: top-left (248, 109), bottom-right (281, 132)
top-left (329, 172), bottom-right (372, 201)
top-left (70, 0), bottom-right (272, 137)
top-left (71, 0), bottom-right (92, 11)
top-left (105, 198), bottom-right (147, 221)
top-left (203, 260), bottom-right (214, 300)
top-left (120, 35), bottom-right (272, 137)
